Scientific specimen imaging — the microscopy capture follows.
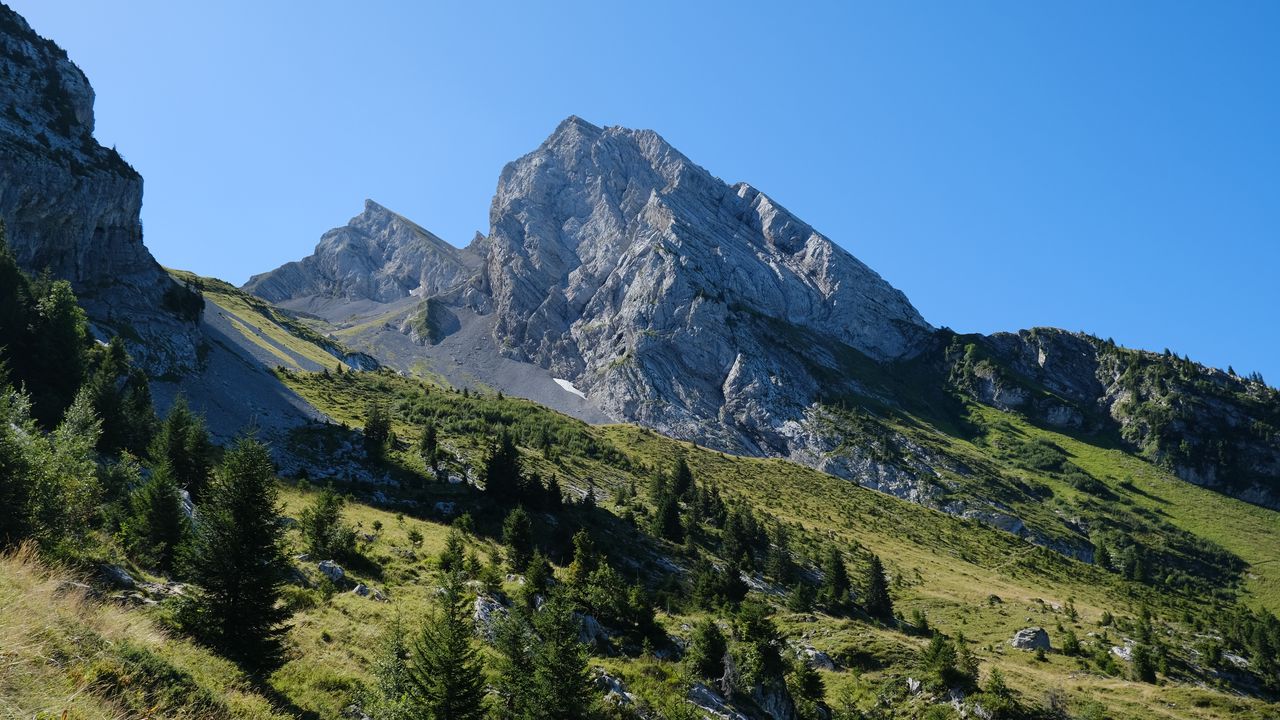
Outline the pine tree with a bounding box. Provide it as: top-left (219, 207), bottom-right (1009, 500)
top-left (120, 461), bottom-right (191, 573)
top-left (1131, 642), bottom-right (1157, 683)
top-left (671, 456), bottom-right (694, 498)
top-left (766, 525), bottom-right (798, 586)
top-left (687, 619), bottom-right (728, 681)
top-left (299, 483), bottom-right (355, 561)
top-left (363, 403), bottom-right (392, 459)
top-left (491, 610), bottom-right (537, 719)
top-left (863, 553), bottom-right (894, 621)
top-left (502, 505), bottom-right (534, 572)
top-left (26, 278), bottom-right (90, 427)
top-left (651, 490), bottom-right (684, 542)
top-left (953, 631), bottom-right (980, 691)
top-left (419, 422), bottom-right (439, 474)
top-left (365, 615), bottom-right (414, 720)
top-left (530, 592), bottom-right (595, 720)
top-left (180, 437), bottom-right (291, 668)
top-left (38, 387), bottom-right (102, 549)
top-left (483, 431), bottom-right (523, 498)
top-left (820, 546), bottom-right (851, 610)
top-left (439, 527), bottom-right (466, 574)
top-left (0, 383), bottom-right (35, 546)
top-left (406, 571), bottom-right (488, 720)
top-left (86, 337), bottom-right (156, 455)
top-left (152, 395), bottom-right (214, 501)
top-left (565, 529), bottom-right (600, 591)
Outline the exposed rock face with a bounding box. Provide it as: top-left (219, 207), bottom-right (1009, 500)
top-left (0, 6), bottom-right (199, 373)
top-left (481, 113), bottom-right (931, 386)
top-left (246, 116), bottom-right (933, 463)
top-left (244, 200), bottom-right (480, 303)
top-left (950, 328), bottom-right (1280, 508)
top-left (480, 117), bottom-right (931, 450)
top-left (244, 115), bottom-right (1280, 547)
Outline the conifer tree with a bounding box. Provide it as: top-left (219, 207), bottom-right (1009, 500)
top-left (491, 611), bottom-right (537, 719)
top-left (671, 456), bottom-right (694, 498)
top-left (766, 524), bottom-right (798, 586)
top-left (120, 461), bottom-right (191, 573)
top-left (530, 592), bottom-right (595, 719)
top-left (363, 403), bottom-right (392, 459)
top-left (365, 615), bottom-right (413, 720)
top-left (27, 278), bottom-right (90, 427)
top-left (152, 395), bottom-right (213, 501)
top-left (687, 619), bottom-right (728, 681)
top-left (502, 505), bottom-right (534, 572)
top-left (651, 490), bottom-right (684, 542)
top-left (406, 571), bottom-right (488, 720)
top-left (419, 421), bottom-right (439, 473)
top-left (863, 553), bottom-right (894, 621)
top-left (483, 430), bottom-right (523, 498)
top-left (565, 529), bottom-right (600, 591)
top-left (299, 483), bottom-right (355, 561)
top-left (86, 338), bottom-right (156, 455)
top-left (820, 546), bottom-right (851, 610)
top-left (180, 437), bottom-right (291, 668)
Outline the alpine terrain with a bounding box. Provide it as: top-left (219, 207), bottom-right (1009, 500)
top-left (2, 5), bottom-right (1279, 720)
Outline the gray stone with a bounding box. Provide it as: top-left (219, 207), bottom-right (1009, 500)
top-left (0, 6), bottom-right (200, 375)
top-left (1009, 627), bottom-right (1051, 651)
top-left (317, 560), bottom-right (345, 582)
top-left (99, 564), bottom-right (136, 590)
top-left (472, 595), bottom-right (506, 640)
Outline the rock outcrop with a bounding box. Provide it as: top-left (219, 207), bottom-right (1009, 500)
top-left (0, 6), bottom-right (199, 373)
top-left (948, 327), bottom-right (1280, 508)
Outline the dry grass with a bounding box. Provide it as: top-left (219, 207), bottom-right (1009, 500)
top-left (0, 545), bottom-right (285, 720)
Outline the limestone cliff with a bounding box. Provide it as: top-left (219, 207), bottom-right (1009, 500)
top-left (0, 4), bottom-right (199, 373)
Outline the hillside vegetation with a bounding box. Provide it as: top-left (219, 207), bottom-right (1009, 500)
top-left (3, 257), bottom-right (1279, 720)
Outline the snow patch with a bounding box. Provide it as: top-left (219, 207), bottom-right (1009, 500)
top-left (554, 378), bottom-right (587, 399)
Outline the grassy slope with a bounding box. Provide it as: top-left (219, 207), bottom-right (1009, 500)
top-left (0, 546), bottom-right (287, 720)
top-left (959, 405), bottom-right (1280, 612)
top-left (168, 270), bottom-right (355, 372)
top-left (265, 368), bottom-right (1278, 720)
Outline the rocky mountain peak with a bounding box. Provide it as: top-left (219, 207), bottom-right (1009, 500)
top-left (244, 200), bottom-right (479, 305)
top-left (485, 116), bottom-right (931, 372)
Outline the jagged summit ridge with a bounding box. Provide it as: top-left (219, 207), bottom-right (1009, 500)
top-left (244, 199), bottom-right (480, 304)
top-left (483, 117), bottom-right (931, 374)
top-left (245, 115), bottom-right (933, 456)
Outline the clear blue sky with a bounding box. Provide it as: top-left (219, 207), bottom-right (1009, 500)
top-left (11, 1), bottom-right (1280, 381)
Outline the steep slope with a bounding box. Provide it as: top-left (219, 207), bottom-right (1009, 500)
top-left (244, 199), bottom-right (481, 306)
top-left (0, 5), bottom-right (199, 374)
top-left (246, 117), bottom-right (933, 454)
top-left (948, 327), bottom-right (1280, 508)
top-left (475, 116), bottom-right (932, 451)
top-left (243, 116), bottom-right (1280, 559)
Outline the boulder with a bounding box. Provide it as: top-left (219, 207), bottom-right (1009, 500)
top-left (317, 560), bottom-right (345, 582)
top-left (688, 683), bottom-right (750, 720)
top-left (473, 595), bottom-right (506, 640)
top-left (99, 564), bottom-right (136, 590)
top-left (801, 646), bottom-right (837, 671)
top-left (1009, 627), bottom-right (1051, 651)
top-left (575, 612), bottom-right (611, 650)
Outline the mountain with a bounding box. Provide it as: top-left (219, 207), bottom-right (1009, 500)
top-left (247, 116), bottom-right (1280, 525)
top-left (5, 7), bottom-right (1280, 720)
top-left (244, 199), bottom-right (481, 305)
top-left (247, 117), bottom-right (935, 451)
top-left (0, 4), bottom-right (199, 374)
